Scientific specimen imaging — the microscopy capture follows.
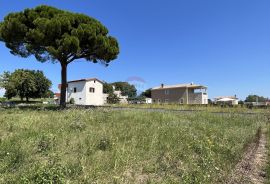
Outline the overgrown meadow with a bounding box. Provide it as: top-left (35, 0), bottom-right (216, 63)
top-left (111, 103), bottom-right (270, 114)
top-left (0, 107), bottom-right (267, 183)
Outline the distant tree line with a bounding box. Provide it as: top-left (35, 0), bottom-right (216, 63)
top-left (0, 69), bottom-right (53, 101)
top-left (245, 95), bottom-right (268, 103)
top-left (103, 82), bottom-right (137, 104)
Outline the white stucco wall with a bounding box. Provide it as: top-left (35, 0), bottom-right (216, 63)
top-left (145, 98), bottom-right (152, 104)
top-left (202, 93), bottom-right (208, 104)
top-left (85, 80), bottom-right (104, 106)
top-left (67, 80), bottom-right (104, 106)
top-left (67, 81), bottom-right (86, 105)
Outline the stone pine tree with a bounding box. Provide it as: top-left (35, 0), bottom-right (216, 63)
top-left (0, 5), bottom-right (119, 107)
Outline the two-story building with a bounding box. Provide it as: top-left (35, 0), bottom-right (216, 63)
top-left (151, 83), bottom-right (208, 104)
top-left (66, 78), bottom-right (104, 106)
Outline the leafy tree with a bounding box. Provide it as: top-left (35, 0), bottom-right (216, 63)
top-left (1, 69), bottom-right (52, 101)
top-left (8, 69), bottom-right (36, 101)
top-left (30, 70), bottom-right (52, 98)
top-left (0, 72), bottom-right (16, 99)
top-left (140, 88), bottom-right (151, 98)
top-left (112, 82), bottom-right (137, 98)
top-left (238, 100), bottom-right (244, 105)
top-left (245, 95), bottom-right (268, 102)
top-left (103, 82), bottom-right (114, 94)
top-left (107, 93), bottom-right (120, 104)
top-left (44, 89), bottom-right (55, 98)
top-left (0, 5), bottom-right (119, 107)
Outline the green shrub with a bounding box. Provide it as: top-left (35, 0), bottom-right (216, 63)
top-left (70, 98), bottom-right (75, 104)
top-left (97, 138), bottom-right (112, 151)
top-left (0, 97), bottom-right (6, 102)
top-left (107, 93), bottom-right (120, 104)
top-left (30, 164), bottom-right (66, 184)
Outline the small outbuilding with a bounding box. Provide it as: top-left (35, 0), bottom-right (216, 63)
top-left (214, 96), bottom-right (239, 105)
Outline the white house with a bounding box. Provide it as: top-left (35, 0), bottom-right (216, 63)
top-left (214, 96), bottom-right (239, 105)
top-left (145, 98), bottom-right (152, 104)
top-left (67, 78), bottom-right (104, 106)
top-left (112, 86), bottom-right (128, 104)
top-left (103, 85), bottom-right (129, 104)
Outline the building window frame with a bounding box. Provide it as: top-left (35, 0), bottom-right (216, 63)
top-left (165, 90), bottom-right (170, 95)
top-left (73, 87), bottom-right (77, 93)
top-left (89, 87), bottom-right (95, 93)
top-left (179, 98), bottom-right (184, 104)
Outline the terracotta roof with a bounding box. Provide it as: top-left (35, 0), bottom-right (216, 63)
top-left (151, 83), bottom-right (207, 90)
top-left (67, 78), bottom-right (104, 84)
top-left (54, 93), bottom-right (60, 98)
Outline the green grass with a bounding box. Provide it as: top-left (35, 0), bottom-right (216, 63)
top-left (266, 123), bottom-right (270, 184)
top-left (0, 108), bottom-right (267, 183)
top-left (110, 103), bottom-right (269, 113)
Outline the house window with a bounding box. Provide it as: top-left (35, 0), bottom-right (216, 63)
top-left (89, 87), bottom-right (95, 93)
top-left (73, 87), bottom-right (77, 93)
top-left (94, 80), bottom-right (96, 83)
top-left (165, 99), bottom-right (169, 103)
top-left (165, 90), bottom-right (170, 95)
top-left (179, 98), bottom-right (184, 104)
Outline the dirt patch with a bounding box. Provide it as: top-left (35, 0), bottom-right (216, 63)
top-left (227, 128), bottom-right (268, 184)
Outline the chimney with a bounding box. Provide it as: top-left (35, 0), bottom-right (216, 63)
top-left (161, 84), bottom-right (164, 88)
top-left (190, 82), bottom-right (194, 85)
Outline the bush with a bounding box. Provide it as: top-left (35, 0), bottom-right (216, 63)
top-left (0, 97), bottom-right (6, 102)
top-left (30, 164), bottom-right (66, 184)
top-left (97, 138), bottom-right (111, 151)
top-left (107, 93), bottom-right (120, 104)
top-left (70, 98), bottom-right (75, 104)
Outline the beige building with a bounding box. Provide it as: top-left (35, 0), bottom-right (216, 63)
top-left (151, 83), bottom-right (208, 104)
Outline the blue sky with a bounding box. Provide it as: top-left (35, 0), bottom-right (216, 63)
top-left (0, 0), bottom-right (270, 99)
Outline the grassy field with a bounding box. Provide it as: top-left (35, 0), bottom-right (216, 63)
top-left (266, 126), bottom-right (270, 184)
top-left (0, 107), bottom-right (268, 183)
top-left (110, 103), bottom-right (270, 114)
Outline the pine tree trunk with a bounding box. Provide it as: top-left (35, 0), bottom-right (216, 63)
top-left (60, 63), bottom-right (67, 108)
